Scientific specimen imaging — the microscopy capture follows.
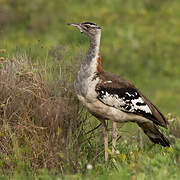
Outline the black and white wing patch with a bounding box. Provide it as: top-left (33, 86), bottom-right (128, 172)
top-left (96, 87), bottom-right (165, 125)
top-left (97, 87), bottom-right (165, 126)
top-left (96, 87), bottom-right (151, 114)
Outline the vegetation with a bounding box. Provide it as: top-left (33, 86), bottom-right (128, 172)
top-left (0, 0), bottom-right (180, 179)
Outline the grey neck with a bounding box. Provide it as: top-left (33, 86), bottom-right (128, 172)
top-left (86, 32), bottom-right (101, 63)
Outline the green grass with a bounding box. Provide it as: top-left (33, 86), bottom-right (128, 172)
top-left (1, 141), bottom-right (180, 179)
top-left (0, 0), bottom-right (180, 179)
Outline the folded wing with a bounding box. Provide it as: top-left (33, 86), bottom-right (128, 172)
top-left (95, 71), bottom-right (168, 128)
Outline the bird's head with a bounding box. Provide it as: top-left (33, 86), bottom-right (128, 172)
top-left (67, 22), bottom-right (101, 38)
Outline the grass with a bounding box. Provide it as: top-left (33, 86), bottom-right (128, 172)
top-left (0, 49), bottom-right (179, 180)
top-left (0, 0), bottom-right (180, 179)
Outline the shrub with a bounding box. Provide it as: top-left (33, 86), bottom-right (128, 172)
top-left (0, 54), bottom-right (88, 174)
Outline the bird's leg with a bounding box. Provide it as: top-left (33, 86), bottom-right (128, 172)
top-left (138, 127), bottom-right (144, 150)
top-left (100, 119), bottom-right (108, 161)
top-left (112, 121), bottom-right (118, 153)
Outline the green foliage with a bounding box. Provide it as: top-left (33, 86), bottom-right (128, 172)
top-left (1, 140), bottom-right (180, 179)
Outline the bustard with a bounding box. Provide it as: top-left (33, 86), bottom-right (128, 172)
top-left (68, 22), bottom-right (170, 161)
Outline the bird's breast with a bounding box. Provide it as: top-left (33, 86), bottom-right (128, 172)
top-left (74, 68), bottom-right (100, 102)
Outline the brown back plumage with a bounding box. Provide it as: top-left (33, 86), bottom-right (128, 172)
top-left (96, 71), bottom-right (168, 129)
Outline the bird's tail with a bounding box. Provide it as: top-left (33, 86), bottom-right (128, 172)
top-left (137, 122), bottom-right (170, 147)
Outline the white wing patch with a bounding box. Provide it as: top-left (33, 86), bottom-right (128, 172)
top-left (128, 97), bottom-right (152, 114)
top-left (100, 91), bottom-right (125, 108)
top-left (104, 81), bottom-right (112, 84)
top-left (97, 89), bottom-right (152, 115)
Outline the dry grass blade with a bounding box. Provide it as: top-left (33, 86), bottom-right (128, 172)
top-left (0, 53), bottom-right (90, 173)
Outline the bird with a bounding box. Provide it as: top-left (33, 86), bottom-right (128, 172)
top-left (67, 22), bottom-right (170, 161)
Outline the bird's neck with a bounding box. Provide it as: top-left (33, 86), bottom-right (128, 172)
top-left (85, 32), bottom-right (103, 74)
top-left (88, 33), bottom-right (101, 57)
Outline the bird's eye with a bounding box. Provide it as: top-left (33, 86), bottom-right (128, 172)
top-left (84, 25), bottom-right (90, 29)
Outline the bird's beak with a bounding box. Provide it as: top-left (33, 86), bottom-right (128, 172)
top-left (67, 23), bottom-right (80, 27)
top-left (67, 23), bottom-right (83, 33)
